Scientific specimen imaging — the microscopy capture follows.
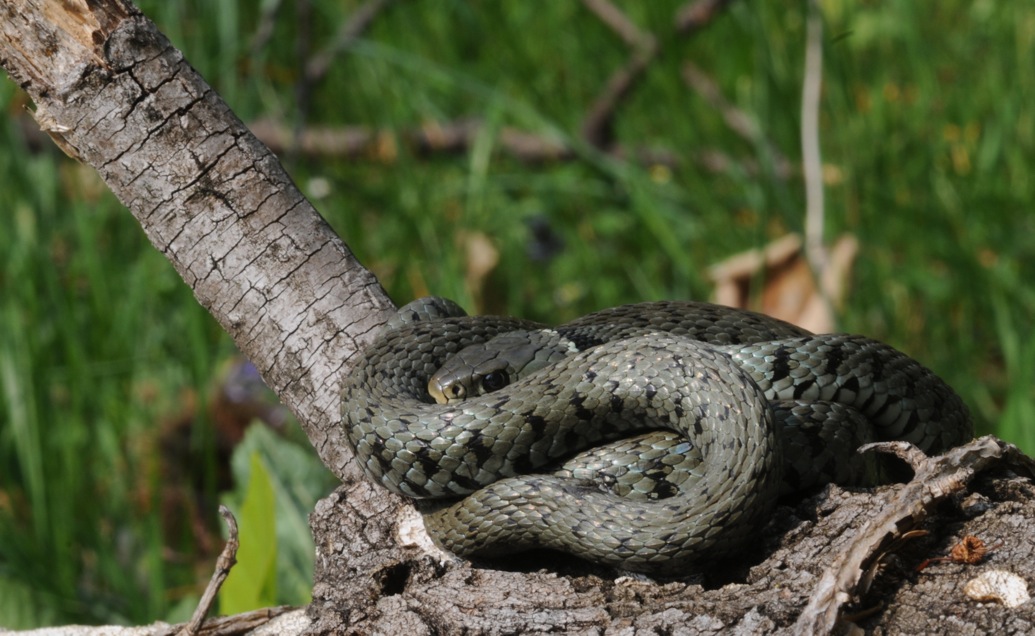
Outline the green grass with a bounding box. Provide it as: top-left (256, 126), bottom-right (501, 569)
top-left (1, 0), bottom-right (1033, 627)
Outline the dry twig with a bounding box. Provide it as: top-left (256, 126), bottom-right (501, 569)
top-left (675, 0), bottom-right (737, 35)
top-left (305, 0), bottom-right (397, 84)
top-left (247, 116), bottom-right (777, 178)
top-left (801, 0), bottom-right (828, 306)
top-left (682, 61), bottom-right (792, 177)
top-left (178, 506), bottom-right (241, 636)
top-left (580, 0), bottom-right (658, 148)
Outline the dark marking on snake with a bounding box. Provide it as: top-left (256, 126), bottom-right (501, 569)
top-left (450, 473), bottom-right (483, 493)
top-left (569, 394), bottom-right (594, 421)
top-left (822, 343), bottom-right (845, 377)
top-left (841, 375), bottom-right (860, 397)
top-left (770, 346), bottom-right (793, 384)
top-left (414, 448), bottom-right (442, 481)
top-left (793, 377), bottom-right (815, 399)
top-left (610, 394), bottom-right (624, 413)
top-left (525, 413), bottom-right (548, 437)
top-left (562, 331), bottom-right (608, 351)
top-left (468, 432), bottom-right (496, 466)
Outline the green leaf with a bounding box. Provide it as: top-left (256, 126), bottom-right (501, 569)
top-left (219, 452), bottom-right (277, 614)
top-left (226, 424), bottom-right (337, 605)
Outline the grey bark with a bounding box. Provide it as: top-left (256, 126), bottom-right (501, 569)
top-left (2, 2), bottom-right (1034, 635)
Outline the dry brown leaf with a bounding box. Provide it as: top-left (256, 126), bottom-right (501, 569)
top-left (708, 233), bottom-right (858, 333)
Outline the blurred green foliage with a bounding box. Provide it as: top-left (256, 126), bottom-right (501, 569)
top-left (0, 0), bottom-right (1032, 627)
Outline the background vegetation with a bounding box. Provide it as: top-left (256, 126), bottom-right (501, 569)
top-left (1, 0), bottom-right (1032, 627)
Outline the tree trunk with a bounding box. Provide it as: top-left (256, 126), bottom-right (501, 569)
top-left (2, 2), bottom-right (1033, 635)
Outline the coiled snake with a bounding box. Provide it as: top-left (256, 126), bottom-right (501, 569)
top-left (341, 297), bottom-right (972, 573)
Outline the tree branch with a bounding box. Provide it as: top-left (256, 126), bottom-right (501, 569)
top-left (0, 0), bottom-right (394, 483)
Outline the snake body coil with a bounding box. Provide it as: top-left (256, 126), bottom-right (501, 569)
top-left (341, 298), bottom-right (973, 573)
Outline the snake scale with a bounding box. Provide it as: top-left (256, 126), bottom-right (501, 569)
top-left (341, 297), bottom-right (973, 573)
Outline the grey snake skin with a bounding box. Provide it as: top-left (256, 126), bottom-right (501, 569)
top-left (341, 297), bottom-right (973, 573)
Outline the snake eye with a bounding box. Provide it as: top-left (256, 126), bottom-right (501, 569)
top-left (480, 370), bottom-right (509, 394)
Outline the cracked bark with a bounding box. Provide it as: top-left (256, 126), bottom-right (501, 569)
top-left (2, 2), bottom-right (1035, 635)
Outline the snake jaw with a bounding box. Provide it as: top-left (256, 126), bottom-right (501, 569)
top-left (428, 377), bottom-right (465, 404)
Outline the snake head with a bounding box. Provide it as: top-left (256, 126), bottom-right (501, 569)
top-left (428, 362), bottom-right (511, 404)
top-left (427, 329), bottom-right (575, 404)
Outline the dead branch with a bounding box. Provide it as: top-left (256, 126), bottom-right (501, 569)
top-left (305, 0), bottom-right (397, 85)
top-left (801, 0), bottom-right (828, 306)
top-left (682, 61), bottom-right (792, 176)
top-left (675, 0), bottom-right (737, 35)
top-left (582, 0), bottom-right (650, 47)
top-left (248, 116), bottom-right (788, 179)
top-left (0, 0), bottom-right (395, 486)
top-left (580, 0), bottom-right (658, 148)
top-left (178, 506), bottom-right (241, 636)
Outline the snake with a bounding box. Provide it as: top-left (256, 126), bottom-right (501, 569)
top-left (340, 297), bottom-right (973, 573)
